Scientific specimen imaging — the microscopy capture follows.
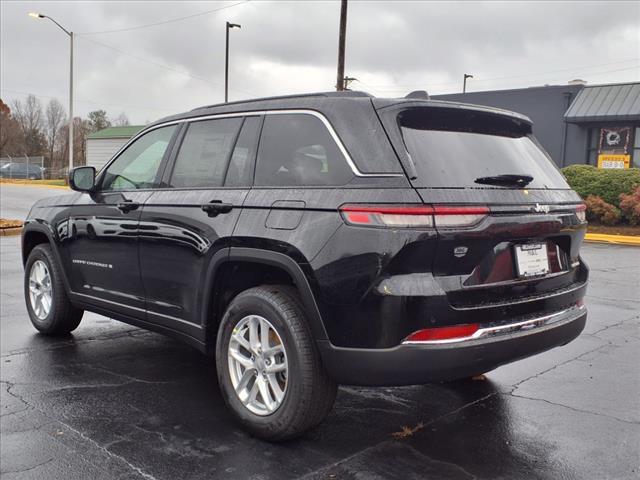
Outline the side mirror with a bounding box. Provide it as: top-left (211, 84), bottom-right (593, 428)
top-left (69, 166), bottom-right (96, 192)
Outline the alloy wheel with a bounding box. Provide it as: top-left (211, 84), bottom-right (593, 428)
top-left (29, 260), bottom-right (52, 320)
top-left (227, 315), bottom-right (288, 416)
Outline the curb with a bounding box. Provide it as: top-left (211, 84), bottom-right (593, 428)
top-left (0, 227), bottom-right (23, 237)
top-left (584, 233), bottom-right (640, 246)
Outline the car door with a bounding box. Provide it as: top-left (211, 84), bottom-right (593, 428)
top-left (62, 124), bottom-right (179, 318)
top-left (138, 115), bottom-right (261, 337)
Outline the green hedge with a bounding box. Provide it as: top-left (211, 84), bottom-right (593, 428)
top-left (561, 165), bottom-right (640, 207)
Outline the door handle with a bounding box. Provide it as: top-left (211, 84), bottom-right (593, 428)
top-left (116, 200), bottom-right (140, 213)
top-left (201, 200), bottom-right (233, 217)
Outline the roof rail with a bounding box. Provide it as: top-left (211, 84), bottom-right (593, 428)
top-left (191, 91), bottom-right (373, 111)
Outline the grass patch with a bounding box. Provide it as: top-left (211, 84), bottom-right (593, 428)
top-left (587, 224), bottom-right (640, 236)
top-left (0, 179), bottom-right (67, 186)
top-left (0, 219), bottom-right (24, 229)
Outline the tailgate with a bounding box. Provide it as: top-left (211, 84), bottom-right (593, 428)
top-left (375, 100), bottom-right (588, 313)
top-left (416, 187), bottom-right (587, 309)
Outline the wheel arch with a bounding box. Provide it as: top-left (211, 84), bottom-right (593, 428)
top-left (22, 223), bottom-right (73, 295)
top-left (201, 247), bottom-right (329, 354)
top-left (22, 228), bottom-right (51, 266)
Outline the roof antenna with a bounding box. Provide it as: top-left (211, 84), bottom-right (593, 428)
top-left (405, 90), bottom-right (430, 100)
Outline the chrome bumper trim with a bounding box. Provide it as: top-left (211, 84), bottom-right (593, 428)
top-left (402, 303), bottom-right (586, 345)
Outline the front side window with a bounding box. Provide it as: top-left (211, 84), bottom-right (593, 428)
top-left (169, 118), bottom-right (242, 188)
top-left (255, 113), bottom-right (353, 186)
top-left (101, 125), bottom-right (177, 191)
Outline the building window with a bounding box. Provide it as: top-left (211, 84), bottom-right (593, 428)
top-left (586, 127), bottom-right (599, 165)
top-left (633, 127), bottom-right (640, 168)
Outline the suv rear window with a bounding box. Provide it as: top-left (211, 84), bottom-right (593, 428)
top-left (398, 108), bottom-right (569, 189)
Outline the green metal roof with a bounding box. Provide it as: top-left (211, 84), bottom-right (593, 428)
top-left (87, 125), bottom-right (145, 139)
top-left (565, 82), bottom-right (640, 123)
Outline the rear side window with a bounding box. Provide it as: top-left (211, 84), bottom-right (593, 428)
top-left (255, 113), bottom-right (353, 186)
top-left (169, 118), bottom-right (242, 188)
top-left (398, 108), bottom-right (570, 189)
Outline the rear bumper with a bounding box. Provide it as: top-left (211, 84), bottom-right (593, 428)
top-left (318, 305), bottom-right (586, 386)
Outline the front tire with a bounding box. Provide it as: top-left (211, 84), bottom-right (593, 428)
top-left (24, 244), bottom-right (83, 335)
top-left (216, 285), bottom-right (337, 441)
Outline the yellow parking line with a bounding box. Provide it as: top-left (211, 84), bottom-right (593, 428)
top-left (584, 233), bottom-right (640, 246)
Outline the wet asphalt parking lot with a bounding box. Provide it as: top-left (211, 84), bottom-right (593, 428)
top-left (1, 189), bottom-right (639, 479)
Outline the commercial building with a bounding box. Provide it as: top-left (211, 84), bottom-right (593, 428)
top-left (86, 125), bottom-right (144, 170)
top-left (433, 81), bottom-right (640, 169)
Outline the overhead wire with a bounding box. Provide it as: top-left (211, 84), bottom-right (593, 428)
top-left (1, 88), bottom-right (178, 113)
top-left (75, 35), bottom-right (256, 96)
top-left (361, 58), bottom-right (640, 91)
top-left (78, 0), bottom-right (251, 35)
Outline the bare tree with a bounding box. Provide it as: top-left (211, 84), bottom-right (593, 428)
top-left (45, 99), bottom-right (67, 170)
top-left (0, 98), bottom-right (22, 156)
top-left (112, 113), bottom-right (130, 126)
top-left (12, 95), bottom-right (46, 156)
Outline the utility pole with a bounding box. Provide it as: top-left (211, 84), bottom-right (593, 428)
top-left (463, 73), bottom-right (473, 93)
top-left (225, 21), bottom-right (241, 103)
top-left (336, 0), bottom-right (348, 91)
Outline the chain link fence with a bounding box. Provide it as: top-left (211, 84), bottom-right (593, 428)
top-left (0, 156), bottom-right (68, 180)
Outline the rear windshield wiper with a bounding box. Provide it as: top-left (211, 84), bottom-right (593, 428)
top-left (474, 174), bottom-right (533, 187)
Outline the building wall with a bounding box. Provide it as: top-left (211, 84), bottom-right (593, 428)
top-left (86, 138), bottom-right (130, 171)
top-left (433, 85), bottom-right (588, 167)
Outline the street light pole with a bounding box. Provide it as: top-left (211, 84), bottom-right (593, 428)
top-left (225, 22), bottom-right (241, 103)
top-left (29, 13), bottom-right (74, 174)
top-left (463, 73), bottom-right (473, 93)
top-left (69, 31), bottom-right (74, 172)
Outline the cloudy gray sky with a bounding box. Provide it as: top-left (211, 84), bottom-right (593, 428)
top-left (2, 0), bottom-right (639, 124)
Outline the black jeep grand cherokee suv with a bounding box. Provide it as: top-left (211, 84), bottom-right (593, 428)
top-left (22, 92), bottom-right (588, 440)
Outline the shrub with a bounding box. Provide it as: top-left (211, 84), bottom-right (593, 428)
top-left (562, 165), bottom-right (640, 207)
top-left (584, 195), bottom-right (621, 225)
top-left (619, 186), bottom-right (640, 226)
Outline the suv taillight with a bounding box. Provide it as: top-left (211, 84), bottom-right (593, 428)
top-left (431, 206), bottom-right (490, 228)
top-left (339, 205), bottom-right (489, 228)
top-left (340, 205), bottom-right (435, 227)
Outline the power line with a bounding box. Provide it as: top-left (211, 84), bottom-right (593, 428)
top-left (77, 36), bottom-right (217, 85)
top-left (75, 35), bottom-right (255, 96)
top-left (362, 58), bottom-right (640, 90)
top-left (569, 65), bottom-right (640, 77)
top-left (78, 0), bottom-right (251, 35)
top-left (1, 88), bottom-right (178, 113)
top-left (472, 58), bottom-right (639, 83)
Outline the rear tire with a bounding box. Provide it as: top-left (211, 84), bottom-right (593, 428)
top-left (216, 285), bottom-right (337, 441)
top-left (24, 244), bottom-right (83, 335)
